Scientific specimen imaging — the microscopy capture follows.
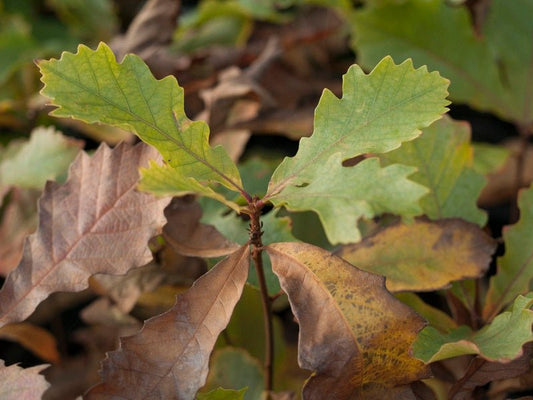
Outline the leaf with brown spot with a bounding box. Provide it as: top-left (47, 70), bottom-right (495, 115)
top-left (266, 242), bottom-right (429, 399)
top-left (163, 196), bottom-right (240, 258)
top-left (336, 218), bottom-right (496, 292)
top-left (0, 142), bottom-right (170, 328)
top-left (0, 360), bottom-right (50, 400)
top-left (85, 244), bottom-right (250, 400)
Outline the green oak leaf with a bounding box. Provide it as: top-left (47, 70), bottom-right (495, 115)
top-left (483, 185), bottom-right (533, 321)
top-left (38, 42), bottom-right (243, 203)
top-left (204, 348), bottom-right (263, 400)
top-left (0, 126), bottom-right (83, 189)
top-left (266, 56), bottom-right (449, 243)
top-left (352, 0), bottom-right (533, 126)
top-left (413, 294), bottom-right (533, 363)
top-left (271, 154), bottom-right (427, 243)
top-left (471, 143), bottom-right (510, 176)
top-left (381, 116), bottom-right (487, 225)
top-left (196, 388), bottom-right (247, 400)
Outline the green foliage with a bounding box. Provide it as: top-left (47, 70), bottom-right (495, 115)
top-left (380, 116), bottom-right (487, 225)
top-left (38, 43), bottom-right (243, 200)
top-left (413, 294), bottom-right (533, 363)
top-left (484, 186), bottom-right (533, 320)
top-left (266, 56), bottom-right (449, 243)
top-left (351, 0), bottom-right (533, 125)
top-left (2, 2), bottom-right (533, 399)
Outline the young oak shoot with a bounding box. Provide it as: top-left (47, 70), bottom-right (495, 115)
top-left (38, 42), bottom-right (450, 399)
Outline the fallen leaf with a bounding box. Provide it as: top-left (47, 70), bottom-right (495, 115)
top-left (478, 140), bottom-right (533, 206)
top-left (0, 360), bottom-right (50, 400)
top-left (0, 322), bottom-right (59, 363)
top-left (85, 245), bottom-right (250, 400)
top-left (163, 196), bottom-right (240, 258)
top-left (0, 142), bottom-right (170, 327)
top-left (266, 242), bottom-right (429, 399)
top-left (336, 218), bottom-right (496, 292)
top-left (0, 187), bottom-right (40, 276)
top-left (449, 344), bottom-right (533, 400)
top-left (111, 0), bottom-right (183, 78)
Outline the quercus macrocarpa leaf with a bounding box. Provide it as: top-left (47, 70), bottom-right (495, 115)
top-left (483, 185), bottom-right (533, 321)
top-left (380, 116), bottom-right (487, 226)
top-left (337, 218), bottom-right (496, 292)
top-left (0, 360), bottom-right (50, 400)
top-left (85, 244), bottom-right (250, 400)
top-left (265, 56), bottom-right (450, 243)
top-left (266, 242), bottom-right (429, 399)
top-left (413, 294), bottom-right (533, 364)
top-left (0, 142), bottom-right (169, 328)
top-left (37, 42), bottom-right (245, 204)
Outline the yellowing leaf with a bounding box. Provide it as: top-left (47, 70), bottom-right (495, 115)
top-left (484, 185), bottom-right (533, 321)
top-left (38, 42), bottom-right (243, 199)
top-left (266, 57), bottom-right (449, 243)
top-left (336, 218), bottom-right (496, 292)
top-left (0, 142), bottom-right (169, 328)
top-left (413, 294), bottom-right (533, 364)
top-left (86, 245), bottom-right (250, 400)
top-left (266, 242), bottom-right (429, 398)
top-left (0, 361), bottom-right (50, 400)
top-left (381, 116), bottom-right (487, 225)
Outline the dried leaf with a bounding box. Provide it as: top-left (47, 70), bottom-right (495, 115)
top-left (336, 218), bottom-right (496, 292)
top-left (112, 0), bottom-right (181, 78)
top-left (0, 188), bottom-right (40, 276)
top-left (0, 142), bottom-right (170, 327)
top-left (0, 322), bottom-right (59, 363)
top-left (86, 245), bottom-right (250, 400)
top-left (0, 360), bottom-right (50, 400)
top-left (449, 345), bottom-right (533, 400)
top-left (163, 196), bottom-right (240, 258)
top-left (266, 242), bottom-right (429, 399)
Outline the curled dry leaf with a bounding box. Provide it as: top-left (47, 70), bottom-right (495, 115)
top-left (266, 242), bottom-right (429, 399)
top-left (85, 244), bottom-right (250, 400)
top-left (163, 196), bottom-right (240, 258)
top-left (0, 322), bottom-right (59, 363)
top-left (111, 0), bottom-right (183, 78)
top-left (336, 218), bottom-right (496, 292)
top-left (0, 142), bottom-right (170, 328)
top-left (0, 360), bottom-right (50, 400)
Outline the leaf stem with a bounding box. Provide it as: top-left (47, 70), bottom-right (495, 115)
top-left (248, 197), bottom-right (273, 395)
